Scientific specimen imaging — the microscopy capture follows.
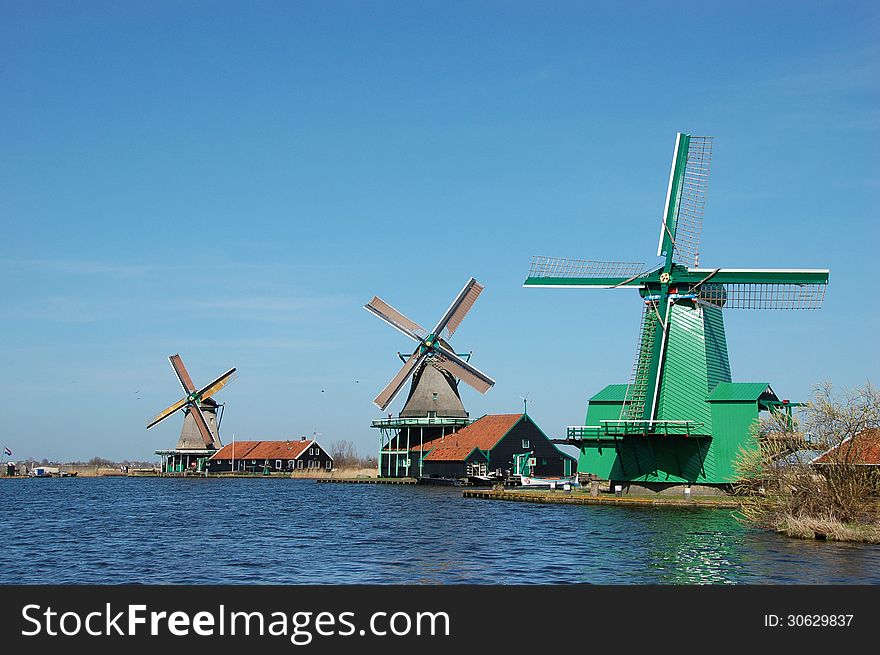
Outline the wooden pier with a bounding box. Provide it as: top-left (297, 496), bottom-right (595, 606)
top-left (463, 488), bottom-right (739, 508)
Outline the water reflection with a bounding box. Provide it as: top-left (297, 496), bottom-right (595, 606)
top-left (1, 478), bottom-right (878, 584)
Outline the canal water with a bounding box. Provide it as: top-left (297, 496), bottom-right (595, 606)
top-left (1, 478), bottom-right (878, 584)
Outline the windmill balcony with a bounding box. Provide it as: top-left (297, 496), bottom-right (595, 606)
top-left (566, 420), bottom-right (708, 441)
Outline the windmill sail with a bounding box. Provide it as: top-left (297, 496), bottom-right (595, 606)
top-left (695, 280), bottom-right (827, 310)
top-left (526, 256), bottom-right (647, 287)
top-left (657, 134), bottom-right (713, 268)
top-left (366, 278), bottom-right (495, 411)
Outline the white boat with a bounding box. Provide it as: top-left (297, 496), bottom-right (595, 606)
top-left (518, 474), bottom-right (579, 489)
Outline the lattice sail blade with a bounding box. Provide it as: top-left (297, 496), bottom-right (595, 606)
top-left (657, 133), bottom-right (713, 267)
top-left (432, 278), bottom-right (484, 338)
top-left (364, 297), bottom-right (425, 342)
top-left (433, 344), bottom-right (495, 394)
top-left (695, 282), bottom-right (827, 310)
top-left (146, 396), bottom-right (188, 429)
top-left (169, 354), bottom-right (196, 394)
top-left (620, 304), bottom-right (660, 422)
top-left (198, 368), bottom-right (237, 400)
top-left (373, 350), bottom-right (427, 411)
top-left (525, 256), bottom-right (646, 287)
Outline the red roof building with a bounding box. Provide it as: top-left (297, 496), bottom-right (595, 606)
top-left (412, 413), bottom-right (575, 480)
top-left (207, 438), bottom-right (333, 474)
top-left (812, 428), bottom-right (880, 466)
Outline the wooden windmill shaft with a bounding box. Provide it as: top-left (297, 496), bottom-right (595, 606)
top-left (524, 132), bottom-right (829, 486)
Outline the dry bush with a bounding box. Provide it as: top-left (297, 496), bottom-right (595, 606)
top-left (734, 382), bottom-right (880, 539)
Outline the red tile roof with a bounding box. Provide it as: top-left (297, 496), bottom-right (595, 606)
top-left (210, 441), bottom-right (260, 459)
top-left (210, 439), bottom-right (314, 461)
top-left (813, 429), bottom-right (880, 465)
top-left (422, 414), bottom-right (523, 461)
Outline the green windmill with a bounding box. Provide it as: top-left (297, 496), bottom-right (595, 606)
top-left (524, 133), bottom-right (829, 490)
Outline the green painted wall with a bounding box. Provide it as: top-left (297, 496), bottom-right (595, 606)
top-left (579, 437), bottom-right (714, 483)
top-left (576, 304), bottom-right (759, 485)
top-left (656, 304), bottom-right (712, 427)
top-left (703, 305), bottom-right (732, 392)
top-left (585, 399), bottom-right (627, 426)
top-left (708, 401), bottom-right (760, 481)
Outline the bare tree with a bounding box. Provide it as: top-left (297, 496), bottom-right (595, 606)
top-left (734, 382), bottom-right (880, 541)
top-left (330, 440), bottom-right (359, 469)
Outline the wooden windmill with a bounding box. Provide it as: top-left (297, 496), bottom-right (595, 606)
top-left (365, 278), bottom-right (496, 477)
top-left (524, 133), bottom-right (829, 487)
top-left (365, 277), bottom-right (495, 414)
top-left (147, 354), bottom-right (237, 451)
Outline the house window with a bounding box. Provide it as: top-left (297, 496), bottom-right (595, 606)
top-left (287, 460), bottom-right (295, 470)
top-left (326, 460), bottom-right (332, 470)
top-left (522, 439), bottom-right (530, 449)
top-left (275, 460), bottom-right (282, 470)
top-left (297, 460), bottom-right (303, 469)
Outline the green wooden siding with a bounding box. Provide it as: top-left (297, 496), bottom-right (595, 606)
top-left (708, 400), bottom-right (761, 481)
top-left (579, 436), bottom-right (714, 483)
top-left (703, 305), bottom-right (732, 393)
top-left (656, 304), bottom-right (713, 428)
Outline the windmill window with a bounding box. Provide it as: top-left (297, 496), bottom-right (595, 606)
top-left (432, 393), bottom-right (438, 401)
top-left (522, 439), bottom-right (530, 449)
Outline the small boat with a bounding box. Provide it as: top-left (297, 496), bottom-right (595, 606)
top-left (518, 474), bottom-right (579, 489)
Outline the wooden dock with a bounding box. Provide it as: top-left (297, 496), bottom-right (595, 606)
top-left (316, 477), bottom-right (417, 485)
top-left (462, 488), bottom-right (739, 508)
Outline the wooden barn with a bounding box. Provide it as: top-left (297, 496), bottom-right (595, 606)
top-left (207, 437), bottom-right (333, 474)
top-left (415, 413), bottom-right (575, 480)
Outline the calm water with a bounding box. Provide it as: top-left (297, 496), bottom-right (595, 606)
top-left (1, 478), bottom-right (878, 584)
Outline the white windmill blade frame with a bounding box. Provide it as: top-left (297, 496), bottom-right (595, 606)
top-left (434, 278), bottom-right (484, 338)
top-left (657, 132), bottom-right (684, 259)
top-left (364, 298), bottom-right (425, 344)
top-left (373, 350), bottom-right (428, 410)
top-left (433, 343), bottom-right (495, 393)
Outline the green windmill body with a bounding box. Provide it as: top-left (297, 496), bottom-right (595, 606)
top-left (525, 133), bottom-right (829, 488)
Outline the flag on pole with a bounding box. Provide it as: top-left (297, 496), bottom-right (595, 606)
top-left (3, 447), bottom-right (12, 457)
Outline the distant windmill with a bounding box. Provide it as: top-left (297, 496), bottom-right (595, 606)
top-left (365, 277), bottom-right (496, 412)
top-left (146, 354), bottom-right (237, 450)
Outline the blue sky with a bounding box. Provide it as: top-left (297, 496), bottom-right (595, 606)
top-left (1, 1), bottom-right (877, 462)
